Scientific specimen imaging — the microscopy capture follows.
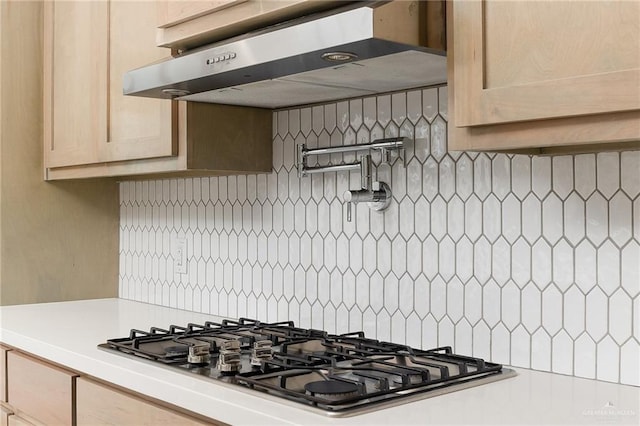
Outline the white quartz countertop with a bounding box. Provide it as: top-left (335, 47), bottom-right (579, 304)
top-left (1, 298), bottom-right (638, 425)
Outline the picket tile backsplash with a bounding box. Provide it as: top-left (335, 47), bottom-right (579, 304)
top-left (120, 85), bottom-right (640, 386)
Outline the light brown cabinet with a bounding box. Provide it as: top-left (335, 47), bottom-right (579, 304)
top-left (44, 0), bottom-right (272, 180)
top-left (447, 0), bottom-right (640, 152)
top-left (157, 0), bottom-right (344, 49)
top-left (77, 377), bottom-right (217, 425)
top-left (0, 346), bottom-right (8, 403)
top-left (6, 351), bottom-right (77, 426)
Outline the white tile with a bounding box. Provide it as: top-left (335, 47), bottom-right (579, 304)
top-left (609, 289), bottom-right (633, 345)
top-left (430, 276), bottom-right (447, 320)
top-left (542, 193), bottom-right (563, 244)
top-left (511, 326), bottom-right (531, 368)
top-left (455, 154), bottom-right (473, 200)
top-left (531, 329), bottom-right (551, 371)
top-left (596, 336), bottom-right (620, 383)
top-left (455, 320), bottom-right (473, 355)
top-left (355, 270), bottom-right (370, 310)
top-left (511, 238), bottom-right (531, 288)
top-left (574, 154), bottom-right (596, 198)
top-left (609, 192), bottom-right (633, 247)
top-left (552, 240), bottom-right (574, 292)
top-left (422, 236), bottom-right (438, 279)
top-left (521, 284), bottom-right (541, 333)
top-left (439, 156), bottom-right (456, 200)
top-left (501, 281), bottom-right (520, 331)
top-left (464, 278), bottom-right (482, 325)
top-left (406, 159), bottom-right (422, 201)
top-left (399, 197), bottom-right (415, 239)
top-left (574, 240), bottom-right (597, 293)
top-left (491, 323), bottom-right (510, 365)
top-left (574, 333), bottom-right (596, 379)
top-left (422, 315), bottom-right (438, 349)
top-left (597, 240), bottom-right (620, 295)
top-left (621, 241), bottom-right (640, 297)
top-left (414, 275), bottom-right (430, 318)
top-left (414, 117), bottom-right (430, 163)
top-left (362, 307), bottom-right (377, 338)
top-left (405, 313), bottom-right (422, 348)
top-left (531, 156), bottom-right (552, 199)
top-left (438, 237), bottom-right (455, 281)
top-left (492, 238), bottom-right (511, 286)
top-left (288, 108), bottom-right (300, 136)
top-left (621, 151), bottom-right (640, 198)
top-left (482, 280), bottom-right (501, 327)
top-left (376, 236), bottom-right (392, 276)
top-left (531, 239), bottom-right (552, 287)
top-left (635, 198), bottom-right (640, 241)
top-left (399, 274), bottom-right (415, 317)
top-left (473, 154), bottom-right (492, 200)
top-left (464, 195), bottom-right (482, 241)
top-left (492, 155), bottom-right (511, 200)
top-left (384, 274), bottom-right (399, 313)
top-left (597, 152), bottom-right (620, 199)
top-left (563, 285), bottom-right (585, 339)
top-left (391, 236), bottom-right (407, 277)
top-left (422, 87), bottom-right (438, 123)
top-left (430, 116), bottom-right (447, 161)
top-left (407, 90), bottom-right (422, 124)
top-left (563, 192), bottom-right (585, 245)
top-left (472, 321), bottom-right (490, 360)
top-left (430, 196), bottom-right (447, 241)
top-left (446, 277), bottom-right (464, 322)
top-left (447, 196), bottom-right (465, 242)
top-left (586, 287), bottom-right (608, 341)
top-left (473, 237), bottom-right (491, 284)
top-left (336, 304), bottom-right (349, 334)
top-left (438, 87), bottom-right (448, 121)
top-left (423, 158), bottom-right (439, 200)
top-left (551, 331), bottom-right (573, 375)
top-left (542, 285), bottom-right (562, 335)
top-left (392, 92), bottom-right (406, 125)
top-left (438, 317), bottom-right (454, 347)
top-left (552, 156), bottom-right (574, 200)
top-left (377, 94), bottom-right (391, 127)
top-left (502, 195), bottom-right (521, 243)
top-left (620, 340), bottom-right (640, 386)
top-left (482, 195), bottom-right (501, 243)
top-left (455, 237), bottom-right (473, 282)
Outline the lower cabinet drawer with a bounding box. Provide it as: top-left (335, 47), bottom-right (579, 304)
top-left (6, 351), bottom-right (77, 426)
top-left (76, 377), bottom-right (214, 425)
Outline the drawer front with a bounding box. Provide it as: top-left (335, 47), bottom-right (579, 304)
top-left (0, 346), bottom-right (9, 402)
top-left (6, 352), bottom-right (77, 426)
top-left (76, 377), bottom-right (214, 425)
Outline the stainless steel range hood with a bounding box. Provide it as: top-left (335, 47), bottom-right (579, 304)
top-left (123, 1), bottom-right (446, 109)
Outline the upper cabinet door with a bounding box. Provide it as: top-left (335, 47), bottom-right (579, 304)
top-left (44, 1), bottom-right (107, 168)
top-left (102, 1), bottom-right (175, 163)
top-left (44, 0), bottom-right (175, 169)
top-left (453, 0), bottom-right (640, 127)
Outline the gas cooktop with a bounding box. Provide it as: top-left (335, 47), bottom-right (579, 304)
top-left (99, 318), bottom-right (515, 417)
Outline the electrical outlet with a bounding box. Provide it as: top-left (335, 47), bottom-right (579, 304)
top-left (173, 237), bottom-right (187, 274)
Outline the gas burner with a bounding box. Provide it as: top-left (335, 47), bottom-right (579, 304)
top-left (304, 380), bottom-right (359, 401)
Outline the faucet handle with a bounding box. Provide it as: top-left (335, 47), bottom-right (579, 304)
top-left (346, 201), bottom-right (352, 222)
